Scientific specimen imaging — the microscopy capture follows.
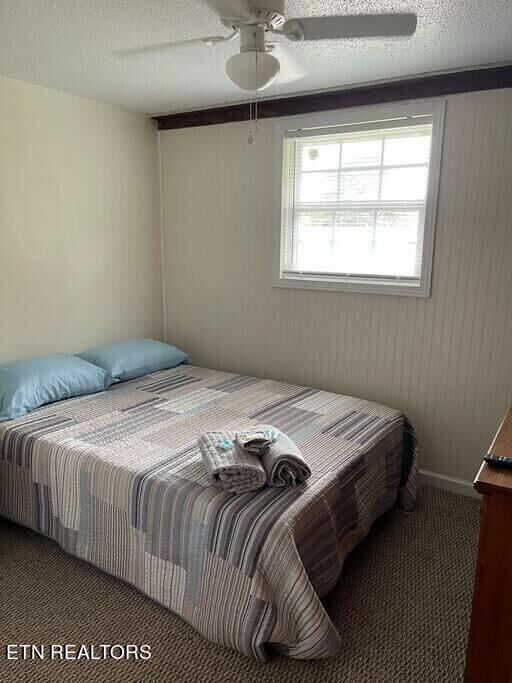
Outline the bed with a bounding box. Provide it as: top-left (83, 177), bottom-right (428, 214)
top-left (0, 364), bottom-right (418, 661)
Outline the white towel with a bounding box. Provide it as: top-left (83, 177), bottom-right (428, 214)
top-left (260, 425), bottom-right (311, 487)
top-left (198, 430), bottom-right (267, 494)
top-left (235, 429), bottom-right (273, 455)
top-left (237, 425), bottom-right (311, 487)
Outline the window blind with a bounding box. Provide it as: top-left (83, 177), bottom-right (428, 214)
top-left (280, 118), bottom-right (434, 288)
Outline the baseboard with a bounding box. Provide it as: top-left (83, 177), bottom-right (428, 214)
top-left (420, 469), bottom-right (481, 499)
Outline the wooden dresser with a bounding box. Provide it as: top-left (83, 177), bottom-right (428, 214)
top-left (465, 407), bottom-right (512, 683)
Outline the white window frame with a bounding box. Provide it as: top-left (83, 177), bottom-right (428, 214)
top-left (273, 100), bottom-right (445, 297)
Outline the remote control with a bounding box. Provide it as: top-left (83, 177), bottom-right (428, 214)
top-left (483, 453), bottom-right (512, 470)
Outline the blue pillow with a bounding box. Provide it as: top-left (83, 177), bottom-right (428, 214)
top-left (0, 354), bottom-right (111, 422)
top-left (76, 338), bottom-right (189, 383)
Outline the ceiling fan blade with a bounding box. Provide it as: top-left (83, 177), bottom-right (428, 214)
top-left (267, 43), bottom-right (307, 84)
top-left (203, 0), bottom-right (253, 22)
top-left (283, 13), bottom-right (417, 41)
top-left (113, 37), bottom-right (225, 57)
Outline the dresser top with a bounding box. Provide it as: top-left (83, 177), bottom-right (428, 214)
top-left (475, 407), bottom-right (512, 495)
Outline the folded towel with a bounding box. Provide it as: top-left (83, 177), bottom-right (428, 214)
top-left (257, 424), bottom-right (311, 487)
top-left (236, 428), bottom-right (274, 455)
top-left (198, 430), bottom-right (267, 494)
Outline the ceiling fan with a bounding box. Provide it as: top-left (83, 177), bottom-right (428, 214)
top-left (115, 1), bottom-right (417, 92)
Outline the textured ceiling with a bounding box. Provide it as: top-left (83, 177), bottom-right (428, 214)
top-left (0, 0), bottom-right (511, 115)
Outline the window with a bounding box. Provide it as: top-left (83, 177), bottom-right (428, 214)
top-left (274, 101), bottom-right (445, 296)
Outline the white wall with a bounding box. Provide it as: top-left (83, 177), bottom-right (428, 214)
top-left (0, 75), bottom-right (163, 361)
top-left (161, 88), bottom-right (512, 484)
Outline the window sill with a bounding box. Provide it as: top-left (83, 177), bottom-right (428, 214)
top-left (273, 275), bottom-right (430, 297)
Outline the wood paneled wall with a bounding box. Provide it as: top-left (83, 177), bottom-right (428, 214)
top-left (0, 75), bottom-right (163, 362)
top-left (160, 89), bottom-right (512, 483)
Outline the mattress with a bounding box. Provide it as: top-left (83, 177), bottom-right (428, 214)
top-left (0, 365), bottom-right (418, 661)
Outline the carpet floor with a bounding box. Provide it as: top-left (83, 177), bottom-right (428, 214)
top-left (0, 486), bottom-right (479, 683)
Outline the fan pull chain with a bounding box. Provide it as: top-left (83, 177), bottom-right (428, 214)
top-left (248, 97), bottom-right (253, 144)
top-left (248, 94), bottom-right (258, 145)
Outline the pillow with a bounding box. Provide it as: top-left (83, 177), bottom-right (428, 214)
top-left (76, 338), bottom-right (189, 383)
top-left (0, 354), bottom-right (111, 422)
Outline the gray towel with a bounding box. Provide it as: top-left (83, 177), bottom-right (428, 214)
top-left (198, 430), bottom-right (267, 494)
top-left (239, 424), bottom-right (311, 487)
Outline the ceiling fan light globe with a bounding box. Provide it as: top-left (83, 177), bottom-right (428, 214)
top-left (226, 51), bottom-right (280, 91)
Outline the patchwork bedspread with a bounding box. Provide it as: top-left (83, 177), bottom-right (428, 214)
top-left (0, 365), bottom-right (418, 660)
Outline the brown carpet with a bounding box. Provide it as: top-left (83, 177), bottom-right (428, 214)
top-left (0, 486), bottom-right (479, 683)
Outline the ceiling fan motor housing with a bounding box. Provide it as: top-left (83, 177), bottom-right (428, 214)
top-left (250, 8), bottom-right (285, 30)
top-left (221, 7), bottom-right (285, 31)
